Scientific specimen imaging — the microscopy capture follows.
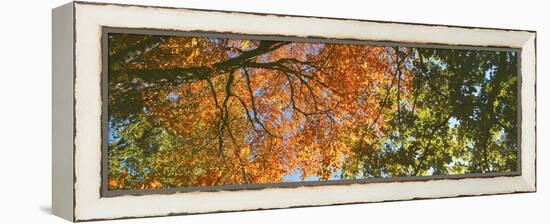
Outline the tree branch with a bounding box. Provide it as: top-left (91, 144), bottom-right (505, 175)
top-left (110, 36), bottom-right (167, 65)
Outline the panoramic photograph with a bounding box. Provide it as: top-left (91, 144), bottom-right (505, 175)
top-left (106, 32), bottom-right (519, 191)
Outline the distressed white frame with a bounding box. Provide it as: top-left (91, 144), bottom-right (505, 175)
top-left (52, 1), bottom-right (536, 221)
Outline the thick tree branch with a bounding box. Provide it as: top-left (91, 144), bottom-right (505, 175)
top-left (112, 41), bottom-right (289, 93)
top-left (110, 36), bottom-right (167, 65)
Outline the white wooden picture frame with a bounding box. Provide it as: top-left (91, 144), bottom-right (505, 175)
top-left (52, 1), bottom-right (536, 221)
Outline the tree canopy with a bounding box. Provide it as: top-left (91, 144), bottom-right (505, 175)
top-left (106, 33), bottom-right (519, 190)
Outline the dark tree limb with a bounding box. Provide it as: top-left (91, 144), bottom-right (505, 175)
top-left (110, 36), bottom-right (167, 65)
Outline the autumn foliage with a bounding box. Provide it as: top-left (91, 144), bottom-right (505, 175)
top-left (107, 33), bottom-right (518, 190)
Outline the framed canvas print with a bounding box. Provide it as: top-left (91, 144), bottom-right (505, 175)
top-left (52, 1), bottom-right (537, 222)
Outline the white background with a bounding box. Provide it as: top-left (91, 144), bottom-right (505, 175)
top-left (0, 0), bottom-right (547, 223)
